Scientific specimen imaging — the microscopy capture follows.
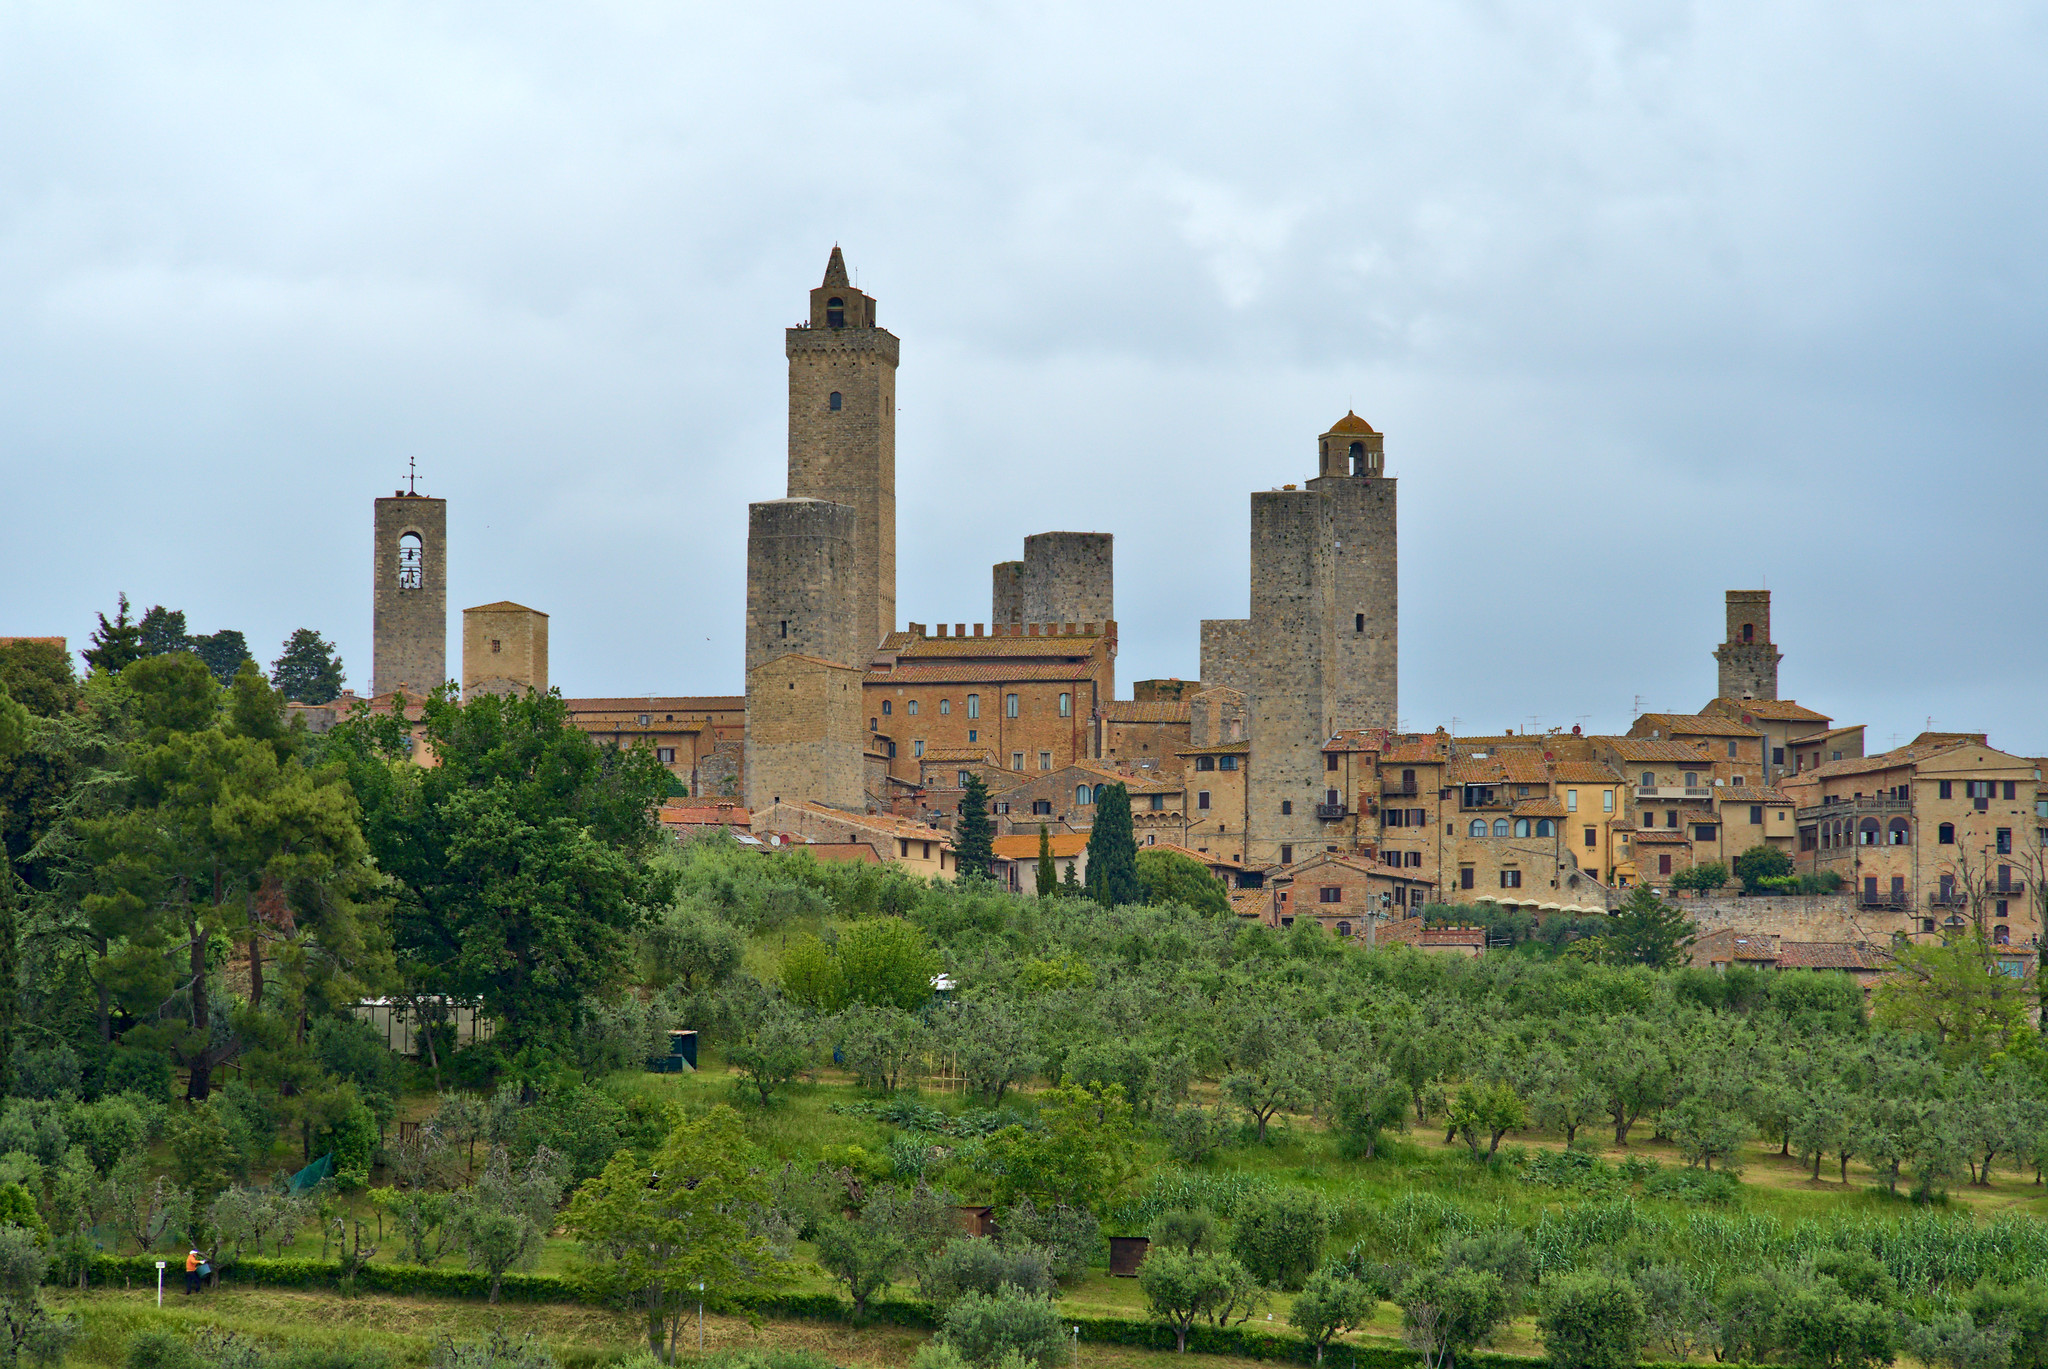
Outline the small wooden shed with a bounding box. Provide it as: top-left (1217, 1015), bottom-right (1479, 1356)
top-left (1108, 1236), bottom-right (1151, 1277)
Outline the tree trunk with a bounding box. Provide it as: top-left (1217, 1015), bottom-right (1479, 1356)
top-left (186, 910), bottom-right (213, 1102)
top-left (249, 929), bottom-right (263, 1012)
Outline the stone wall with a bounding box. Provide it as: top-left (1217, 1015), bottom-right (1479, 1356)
top-left (991, 561), bottom-right (1024, 624)
top-left (1314, 473), bottom-right (1398, 731)
top-left (1678, 893), bottom-right (1887, 942)
top-left (372, 494), bottom-right (447, 697)
top-left (1714, 590), bottom-right (1781, 701)
top-left (744, 654), bottom-right (864, 812)
top-left (1019, 531), bottom-right (1113, 626)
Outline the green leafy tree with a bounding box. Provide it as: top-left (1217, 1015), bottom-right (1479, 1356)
top-left (1148, 1208), bottom-right (1219, 1257)
top-left (1588, 1023), bottom-right (1674, 1146)
top-left (0, 1225), bottom-right (74, 1367)
top-left (1403, 1267), bottom-right (1509, 1369)
top-left (1140, 1249), bottom-right (1242, 1354)
top-left (1290, 1268), bottom-right (1376, 1363)
top-left (81, 593), bottom-right (141, 675)
top-left (726, 1001), bottom-right (816, 1106)
top-left (1334, 1072), bottom-right (1408, 1160)
top-left (1223, 1012), bottom-right (1314, 1142)
top-left (1448, 1080), bottom-right (1526, 1159)
top-left (779, 935), bottom-right (847, 1012)
top-left (449, 1145), bottom-right (567, 1303)
top-left (1777, 1281), bottom-right (1896, 1369)
top-left (1715, 1273), bottom-right (1786, 1363)
top-left (270, 629), bottom-right (347, 704)
top-left (838, 918), bottom-right (940, 1011)
top-left (1083, 782), bottom-right (1140, 907)
top-left (568, 1105), bottom-right (790, 1361)
top-left (0, 687), bottom-right (27, 765)
top-left (936, 1286), bottom-right (1067, 1368)
top-left (0, 638), bottom-right (81, 718)
top-left (1601, 886), bottom-right (1696, 967)
top-left (1670, 861), bottom-right (1729, 893)
top-left (937, 1001), bottom-right (1039, 1105)
top-left (954, 773), bottom-right (995, 879)
top-left (1537, 1272), bottom-right (1645, 1369)
top-left (1060, 860), bottom-right (1081, 895)
top-left (1875, 935), bottom-right (2039, 1067)
top-left (981, 1084), bottom-right (1136, 1213)
top-left (1033, 826), bottom-right (1056, 898)
top-left (1734, 843), bottom-right (1795, 894)
top-left (1135, 848), bottom-right (1230, 914)
top-left (327, 686), bottom-right (673, 1063)
top-left (1228, 1188), bottom-right (1329, 1291)
top-left (813, 1209), bottom-right (909, 1319)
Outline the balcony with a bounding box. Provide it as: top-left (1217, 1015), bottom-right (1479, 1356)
top-left (1859, 889), bottom-right (1910, 910)
top-left (1991, 880), bottom-right (2028, 900)
top-left (1316, 803), bottom-right (1348, 822)
top-left (1795, 796), bottom-right (1911, 822)
top-left (1929, 890), bottom-right (1968, 908)
top-left (1382, 780), bottom-right (1419, 797)
top-left (1638, 786), bottom-right (1715, 800)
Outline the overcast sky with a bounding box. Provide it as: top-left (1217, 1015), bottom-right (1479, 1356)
top-left (4, 2), bottom-right (2045, 756)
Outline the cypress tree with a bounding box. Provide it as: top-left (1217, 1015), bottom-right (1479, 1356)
top-left (1084, 782), bottom-right (1142, 907)
top-left (82, 593), bottom-right (142, 675)
top-left (1035, 824), bottom-right (1057, 897)
top-left (955, 772), bottom-right (995, 880)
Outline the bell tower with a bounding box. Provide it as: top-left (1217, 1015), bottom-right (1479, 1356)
top-left (1308, 411), bottom-right (1398, 731)
top-left (1714, 590), bottom-right (1781, 700)
top-left (372, 479), bottom-right (447, 698)
top-left (785, 247), bottom-right (898, 652)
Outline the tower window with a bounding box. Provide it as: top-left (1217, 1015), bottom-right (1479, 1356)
top-left (1741, 623), bottom-right (1754, 643)
top-left (490, 639), bottom-right (502, 654)
top-left (1355, 613), bottom-right (1364, 632)
top-left (829, 391), bottom-right (842, 411)
top-left (780, 621), bottom-right (788, 638)
top-left (1349, 440), bottom-right (1365, 476)
top-left (397, 532), bottom-right (424, 590)
top-left (826, 297), bottom-right (845, 329)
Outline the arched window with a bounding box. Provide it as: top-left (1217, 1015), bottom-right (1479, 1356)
top-left (826, 297), bottom-right (845, 328)
top-left (1336, 921), bottom-right (1352, 938)
top-left (1493, 818), bottom-right (1510, 837)
top-left (397, 532), bottom-right (424, 590)
top-left (1348, 440), bottom-right (1366, 476)
top-left (1469, 819), bottom-right (1487, 837)
top-left (1938, 822), bottom-right (1955, 844)
top-left (1996, 925), bottom-right (2011, 945)
top-left (1514, 818), bottom-right (1532, 838)
top-left (1076, 785), bottom-right (1093, 805)
top-left (1887, 818), bottom-right (1909, 845)
top-left (881, 700), bottom-right (892, 715)
top-left (1741, 623), bottom-right (1755, 643)
top-left (940, 699), bottom-right (951, 715)
top-left (1536, 819), bottom-right (1556, 837)
top-left (828, 391), bottom-right (843, 411)
top-left (966, 694), bottom-right (979, 719)
top-left (907, 699), bottom-right (919, 716)
top-left (1858, 818), bottom-right (1880, 846)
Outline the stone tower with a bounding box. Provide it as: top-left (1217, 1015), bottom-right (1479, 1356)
top-left (462, 602), bottom-right (548, 699)
top-left (745, 499), bottom-right (860, 677)
top-left (989, 532), bottom-right (1114, 626)
top-left (1714, 590), bottom-right (1781, 701)
top-left (1309, 412), bottom-right (1398, 732)
top-left (1225, 411), bottom-right (1401, 866)
top-left (785, 246), bottom-right (897, 652)
top-left (372, 490), bottom-right (446, 698)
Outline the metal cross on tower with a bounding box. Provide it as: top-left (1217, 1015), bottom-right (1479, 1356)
top-left (406, 455), bottom-right (418, 495)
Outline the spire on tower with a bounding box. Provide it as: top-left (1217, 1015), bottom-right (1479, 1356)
top-left (822, 245), bottom-right (849, 288)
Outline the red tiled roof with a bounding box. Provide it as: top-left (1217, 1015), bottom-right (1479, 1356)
top-left (1599, 737), bottom-right (1716, 762)
top-left (564, 696), bottom-right (744, 713)
top-left (991, 832), bottom-right (1089, 858)
top-left (1635, 713), bottom-right (1762, 737)
top-left (659, 805), bottom-right (751, 828)
top-left (1513, 798), bottom-right (1568, 818)
top-left (1707, 697), bottom-right (1832, 724)
top-left (1775, 941), bottom-right (1881, 970)
top-left (1631, 829), bottom-right (1692, 843)
top-left (1105, 701), bottom-right (1192, 723)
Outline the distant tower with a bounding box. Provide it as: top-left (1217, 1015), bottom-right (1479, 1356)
top-left (990, 534), bottom-right (1115, 627)
top-left (462, 602), bottom-right (548, 699)
top-left (1715, 590), bottom-right (1781, 700)
top-left (785, 247), bottom-right (897, 652)
top-left (745, 499), bottom-right (860, 676)
top-left (1309, 412), bottom-right (1397, 731)
top-left (372, 484), bottom-right (447, 698)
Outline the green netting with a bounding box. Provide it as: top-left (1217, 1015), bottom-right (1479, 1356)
top-left (286, 1153), bottom-right (334, 1195)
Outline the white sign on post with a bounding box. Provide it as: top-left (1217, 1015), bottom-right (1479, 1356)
top-left (154, 1261), bottom-right (166, 1306)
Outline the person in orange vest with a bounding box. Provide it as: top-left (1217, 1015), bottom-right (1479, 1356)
top-left (184, 1249), bottom-right (202, 1295)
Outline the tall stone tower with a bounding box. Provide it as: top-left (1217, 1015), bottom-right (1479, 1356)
top-left (1309, 412), bottom-right (1398, 731)
top-left (785, 246), bottom-right (897, 652)
top-left (1225, 411), bottom-right (1401, 866)
top-left (372, 490), bottom-right (447, 697)
top-left (1714, 590), bottom-right (1781, 700)
top-left (745, 499), bottom-right (860, 676)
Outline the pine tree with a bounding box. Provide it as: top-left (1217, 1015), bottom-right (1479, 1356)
top-left (191, 629), bottom-right (254, 687)
top-left (136, 605), bottom-right (191, 658)
top-left (1084, 782), bottom-right (1141, 907)
top-left (81, 593), bottom-right (142, 674)
top-left (955, 772), bottom-right (995, 880)
top-left (1035, 824), bottom-right (1057, 897)
top-left (1061, 860), bottom-right (1082, 895)
top-left (271, 628), bottom-right (348, 704)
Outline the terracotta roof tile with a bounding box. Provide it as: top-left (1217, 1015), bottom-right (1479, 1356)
top-left (1175, 743), bottom-right (1250, 756)
top-left (1631, 829), bottom-right (1692, 843)
top-left (563, 695), bottom-right (744, 713)
top-left (658, 805), bottom-right (751, 828)
top-left (1549, 761), bottom-right (1623, 783)
top-left (990, 832), bottom-right (1089, 858)
top-left (1707, 697), bottom-right (1832, 723)
top-left (1600, 737), bottom-right (1716, 762)
top-left (1775, 941), bottom-right (1881, 970)
top-left (1228, 890), bottom-right (1268, 918)
top-left (1513, 799), bottom-right (1568, 818)
top-left (1635, 713), bottom-right (1762, 737)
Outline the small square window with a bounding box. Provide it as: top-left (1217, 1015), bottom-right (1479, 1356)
top-left (1281, 801), bottom-right (1293, 816)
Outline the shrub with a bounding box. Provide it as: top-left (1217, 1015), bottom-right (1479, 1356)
top-left (1538, 1271), bottom-right (1645, 1369)
top-left (1229, 1188), bottom-right (1329, 1290)
top-left (125, 1330), bottom-right (202, 1369)
top-left (921, 1238), bottom-right (1057, 1310)
top-left (938, 1287), bottom-right (1068, 1367)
